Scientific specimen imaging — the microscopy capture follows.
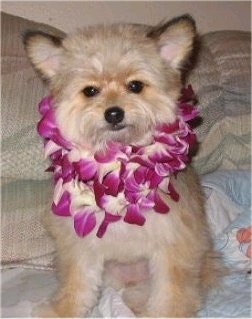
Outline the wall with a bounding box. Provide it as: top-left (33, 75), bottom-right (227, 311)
top-left (2, 1), bottom-right (251, 34)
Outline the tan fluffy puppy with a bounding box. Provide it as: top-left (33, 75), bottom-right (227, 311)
top-left (24, 15), bottom-right (220, 317)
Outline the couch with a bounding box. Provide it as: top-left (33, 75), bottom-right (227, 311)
top-left (1, 12), bottom-right (251, 317)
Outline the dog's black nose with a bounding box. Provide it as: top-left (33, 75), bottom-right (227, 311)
top-left (104, 106), bottom-right (124, 124)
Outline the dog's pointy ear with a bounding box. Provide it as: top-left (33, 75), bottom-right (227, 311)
top-left (147, 14), bottom-right (196, 70)
top-left (23, 31), bottom-right (64, 79)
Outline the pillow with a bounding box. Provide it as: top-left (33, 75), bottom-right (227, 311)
top-left (188, 31), bottom-right (251, 174)
top-left (1, 12), bottom-right (65, 181)
top-left (1, 12), bottom-right (65, 269)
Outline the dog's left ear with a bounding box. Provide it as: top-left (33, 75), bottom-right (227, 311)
top-left (147, 14), bottom-right (196, 69)
top-left (23, 31), bottom-right (64, 80)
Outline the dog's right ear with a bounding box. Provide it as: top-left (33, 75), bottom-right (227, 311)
top-left (23, 31), bottom-right (64, 79)
top-left (147, 14), bottom-right (196, 70)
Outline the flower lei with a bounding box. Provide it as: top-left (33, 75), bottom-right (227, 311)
top-left (38, 85), bottom-right (199, 238)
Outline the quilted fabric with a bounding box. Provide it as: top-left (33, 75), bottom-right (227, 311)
top-left (188, 31), bottom-right (251, 174)
top-left (1, 179), bottom-right (55, 269)
top-left (1, 12), bottom-right (65, 181)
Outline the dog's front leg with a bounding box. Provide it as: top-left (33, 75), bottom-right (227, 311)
top-left (144, 248), bottom-right (202, 318)
top-left (34, 256), bottom-right (103, 318)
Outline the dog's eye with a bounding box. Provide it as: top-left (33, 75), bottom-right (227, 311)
top-left (82, 86), bottom-right (100, 97)
top-left (127, 81), bottom-right (144, 94)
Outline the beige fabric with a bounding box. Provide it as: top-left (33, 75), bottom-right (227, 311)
top-left (1, 12), bottom-right (65, 180)
top-left (1, 179), bottom-right (55, 269)
top-left (188, 31), bottom-right (251, 174)
top-left (1, 12), bottom-right (64, 269)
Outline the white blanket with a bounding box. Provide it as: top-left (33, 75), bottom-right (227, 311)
top-left (2, 266), bottom-right (251, 317)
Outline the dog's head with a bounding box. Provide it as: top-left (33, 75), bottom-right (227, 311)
top-left (24, 15), bottom-right (196, 151)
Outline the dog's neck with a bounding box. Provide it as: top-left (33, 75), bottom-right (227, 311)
top-left (37, 86), bottom-right (199, 238)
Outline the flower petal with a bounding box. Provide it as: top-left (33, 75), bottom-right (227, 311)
top-left (96, 212), bottom-right (121, 238)
top-left (155, 163), bottom-right (172, 176)
top-left (38, 96), bottom-right (52, 115)
top-left (53, 178), bottom-right (64, 205)
top-left (94, 142), bottom-right (124, 163)
top-left (154, 134), bottom-right (177, 146)
top-left (98, 161), bottom-right (121, 183)
top-left (124, 190), bottom-right (139, 204)
top-left (73, 159), bottom-right (97, 181)
top-left (93, 179), bottom-right (105, 208)
top-left (134, 166), bottom-right (147, 185)
top-left (61, 155), bottom-right (74, 183)
top-left (124, 173), bottom-right (140, 193)
top-left (37, 109), bottom-right (56, 139)
top-left (168, 182), bottom-right (180, 202)
top-left (130, 155), bottom-right (152, 168)
top-left (146, 169), bottom-right (163, 189)
top-left (139, 192), bottom-right (155, 210)
top-left (179, 103), bottom-right (199, 122)
top-left (178, 85), bottom-right (195, 103)
top-left (184, 132), bottom-right (197, 147)
top-left (124, 204), bottom-right (146, 226)
top-left (154, 192), bottom-right (170, 214)
top-left (44, 140), bottom-right (62, 158)
top-left (74, 210), bottom-right (96, 237)
top-left (52, 191), bottom-right (71, 216)
top-left (37, 105), bottom-right (71, 149)
top-left (103, 170), bottom-right (121, 196)
top-left (156, 121), bottom-right (180, 135)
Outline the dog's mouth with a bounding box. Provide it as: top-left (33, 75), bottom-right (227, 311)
top-left (109, 123), bottom-right (127, 131)
top-left (104, 122), bottom-right (137, 145)
top-left (97, 122), bottom-right (153, 149)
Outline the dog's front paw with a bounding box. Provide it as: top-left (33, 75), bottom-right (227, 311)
top-left (32, 298), bottom-right (88, 318)
top-left (32, 302), bottom-right (58, 318)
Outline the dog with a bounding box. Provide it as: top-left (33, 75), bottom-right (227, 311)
top-left (23, 14), bottom-right (221, 317)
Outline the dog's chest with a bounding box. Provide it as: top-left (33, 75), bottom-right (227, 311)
top-left (79, 211), bottom-right (176, 262)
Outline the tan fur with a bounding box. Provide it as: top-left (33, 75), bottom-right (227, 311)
top-left (24, 15), bottom-right (222, 317)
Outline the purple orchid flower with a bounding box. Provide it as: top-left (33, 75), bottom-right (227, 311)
top-left (38, 97), bottom-right (72, 149)
top-left (124, 164), bottom-right (169, 223)
top-left (70, 182), bottom-right (102, 237)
